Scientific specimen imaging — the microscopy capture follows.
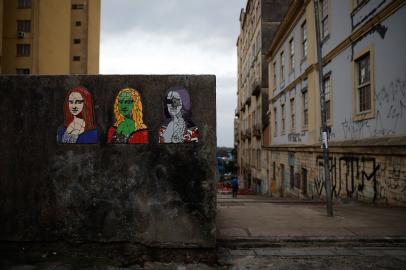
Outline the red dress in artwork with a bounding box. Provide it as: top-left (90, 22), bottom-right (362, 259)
top-left (107, 127), bottom-right (149, 144)
top-left (158, 126), bottom-right (198, 143)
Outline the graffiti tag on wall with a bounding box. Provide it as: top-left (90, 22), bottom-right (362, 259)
top-left (341, 78), bottom-right (406, 140)
top-left (309, 154), bottom-right (406, 204)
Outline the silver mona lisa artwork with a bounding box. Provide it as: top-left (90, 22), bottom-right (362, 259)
top-left (159, 86), bottom-right (198, 143)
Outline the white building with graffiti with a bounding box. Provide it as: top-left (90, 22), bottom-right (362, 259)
top-left (265, 0), bottom-right (406, 205)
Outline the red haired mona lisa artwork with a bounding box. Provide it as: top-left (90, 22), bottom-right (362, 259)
top-left (57, 86), bottom-right (99, 144)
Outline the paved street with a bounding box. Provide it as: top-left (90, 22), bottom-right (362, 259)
top-left (216, 194), bottom-right (406, 269)
top-left (217, 194), bottom-right (406, 241)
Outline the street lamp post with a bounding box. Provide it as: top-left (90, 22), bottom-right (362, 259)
top-left (313, 0), bottom-right (333, 217)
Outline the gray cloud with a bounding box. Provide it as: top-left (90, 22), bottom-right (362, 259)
top-left (102, 0), bottom-right (244, 35)
top-left (101, 0), bottom-right (246, 146)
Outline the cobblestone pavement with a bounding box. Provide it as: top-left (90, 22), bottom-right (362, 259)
top-left (218, 246), bottom-right (406, 270)
top-left (3, 246), bottom-right (406, 270)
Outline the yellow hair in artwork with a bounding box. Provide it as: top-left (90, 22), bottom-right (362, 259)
top-left (113, 88), bottom-right (147, 130)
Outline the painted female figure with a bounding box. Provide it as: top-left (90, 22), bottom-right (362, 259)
top-left (57, 86), bottom-right (98, 144)
top-left (107, 88), bottom-right (149, 144)
top-left (159, 86), bottom-right (198, 143)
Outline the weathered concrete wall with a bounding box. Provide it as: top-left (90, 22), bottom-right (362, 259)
top-left (0, 75), bottom-right (216, 253)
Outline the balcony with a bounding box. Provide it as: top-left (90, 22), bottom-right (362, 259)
top-left (244, 95), bottom-right (251, 106)
top-left (251, 81), bottom-right (261, 97)
top-left (246, 127), bottom-right (252, 138)
top-left (253, 124), bottom-right (261, 137)
top-left (235, 108), bottom-right (240, 117)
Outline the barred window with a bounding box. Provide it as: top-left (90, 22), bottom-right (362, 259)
top-left (18, 0), bottom-right (31, 9)
top-left (72, 4), bottom-right (85, 9)
top-left (16, 44), bottom-right (30, 57)
top-left (17, 20), bottom-right (31, 32)
top-left (16, 68), bottom-right (30, 74)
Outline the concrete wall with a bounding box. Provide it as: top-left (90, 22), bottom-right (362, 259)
top-left (0, 75), bottom-right (216, 257)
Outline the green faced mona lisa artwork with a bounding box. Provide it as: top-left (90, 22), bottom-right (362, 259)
top-left (107, 88), bottom-right (149, 144)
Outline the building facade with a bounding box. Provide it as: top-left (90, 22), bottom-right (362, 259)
top-left (1, 0), bottom-right (100, 75)
top-left (235, 0), bottom-right (289, 192)
top-left (267, 0), bottom-right (406, 205)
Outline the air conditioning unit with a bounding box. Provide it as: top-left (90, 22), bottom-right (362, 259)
top-left (17, 32), bottom-right (25, 39)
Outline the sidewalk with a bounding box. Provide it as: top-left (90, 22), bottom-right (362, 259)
top-left (217, 194), bottom-right (406, 245)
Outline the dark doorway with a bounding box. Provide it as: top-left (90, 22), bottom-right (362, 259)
top-left (290, 165), bottom-right (294, 189)
top-left (302, 168), bottom-right (308, 195)
top-left (280, 164), bottom-right (285, 196)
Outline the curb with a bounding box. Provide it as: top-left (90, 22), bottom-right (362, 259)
top-left (217, 236), bottom-right (406, 248)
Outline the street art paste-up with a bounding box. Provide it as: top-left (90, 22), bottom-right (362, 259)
top-left (159, 86), bottom-right (198, 143)
top-left (107, 88), bottom-right (149, 144)
top-left (57, 86), bottom-right (98, 144)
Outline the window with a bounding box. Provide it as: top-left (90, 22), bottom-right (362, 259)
top-left (72, 4), bottom-right (85, 9)
top-left (355, 51), bottom-right (372, 114)
top-left (256, 35), bottom-right (261, 55)
top-left (73, 56), bottom-right (81, 61)
top-left (353, 0), bottom-right (368, 10)
top-left (274, 108), bottom-right (278, 137)
top-left (16, 44), bottom-right (30, 57)
top-left (302, 90), bottom-right (308, 128)
top-left (272, 162), bottom-right (276, 180)
top-left (301, 22), bottom-right (308, 59)
top-left (280, 51), bottom-right (285, 82)
top-left (75, 21), bottom-right (82, 26)
top-left (16, 68), bottom-right (30, 74)
top-left (289, 39), bottom-right (295, 72)
top-left (281, 104), bottom-right (285, 134)
top-left (320, 0), bottom-right (329, 39)
top-left (323, 74), bottom-right (332, 122)
top-left (290, 98), bottom-right (295, 130)
top-left (273, 62), bottom-right (277, 88)
top-left (73, 38), bottom-right (81, 44)
top-left (18, 0), bottom-right (31, 9)
top-left (257, 149), bottom-right (261, 168)
top-left (17, 20), bottom-right (31, 32)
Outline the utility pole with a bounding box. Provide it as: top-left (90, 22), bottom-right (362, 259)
top-left (313, 0), bottom-right (333, 217)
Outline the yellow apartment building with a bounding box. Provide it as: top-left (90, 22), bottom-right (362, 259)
top-left (0, 0), bottom-right (100, 75)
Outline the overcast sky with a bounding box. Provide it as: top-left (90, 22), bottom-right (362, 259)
top-left (100, 0), bottom-right (246, 147)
